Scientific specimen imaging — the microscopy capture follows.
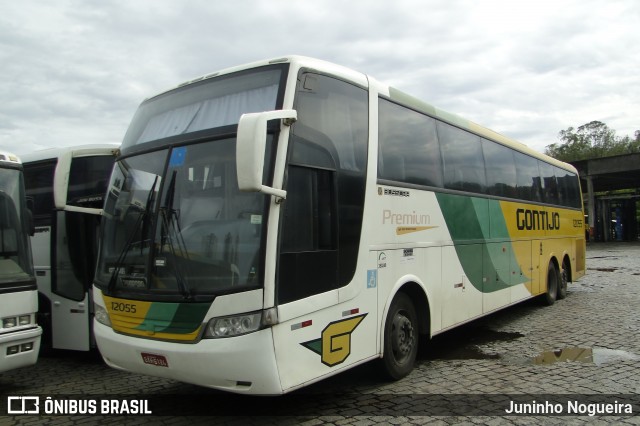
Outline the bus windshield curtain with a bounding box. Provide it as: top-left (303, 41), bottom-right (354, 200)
top-left (136, 84), bottom-right (279, 144)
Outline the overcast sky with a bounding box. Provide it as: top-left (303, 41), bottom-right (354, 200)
top-left (1, 0), bottom-right (638, 157)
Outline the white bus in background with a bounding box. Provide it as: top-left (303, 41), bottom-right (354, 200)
top-left (22, 144), bottom-right (118, 351)
top-left (0, 151), bottom-right (41, 373)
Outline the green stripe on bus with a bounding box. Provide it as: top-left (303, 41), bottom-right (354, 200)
top-left (435, 193), bottom-right (527, 293)
top-left (134, 302), bottom-right (209, 334)
top-left (435, 193), bottom-right (487, 241)
top-left (160, 303), bottom-right (210, 334)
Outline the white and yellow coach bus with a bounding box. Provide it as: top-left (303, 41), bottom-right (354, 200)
top-left (93, 56), bottom-right (585, 394)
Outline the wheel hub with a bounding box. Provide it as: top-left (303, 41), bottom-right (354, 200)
top-left (392, 313), bottom-right (414, 358)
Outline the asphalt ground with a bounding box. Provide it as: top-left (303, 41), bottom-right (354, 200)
top-left (1, 242), bottom-right (639, 425)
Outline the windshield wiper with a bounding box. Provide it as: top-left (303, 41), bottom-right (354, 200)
top-left (107, 176), bottom-right (158, 293)
top-left (159, 170), bottom-right (192, 299)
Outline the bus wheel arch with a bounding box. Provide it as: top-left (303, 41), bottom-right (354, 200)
top-left (380, 281), bottom-right (430, 380)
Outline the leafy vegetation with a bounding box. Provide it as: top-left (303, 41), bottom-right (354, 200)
top-left (545, 121), bottom-right (640, 162)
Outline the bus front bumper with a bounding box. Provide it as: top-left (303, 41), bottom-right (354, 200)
top-left (0, 326), bottom-right (42, 373)
top-left (94, 321), bottom-right (283, 395)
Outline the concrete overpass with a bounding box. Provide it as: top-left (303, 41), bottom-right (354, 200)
top-left (571, 153), bottom-right (640, 242)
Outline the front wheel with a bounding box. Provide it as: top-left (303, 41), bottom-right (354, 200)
top-left (381, 292), bottom-right (418, 380)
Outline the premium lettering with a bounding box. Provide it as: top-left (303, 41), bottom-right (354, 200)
top-left (383, 209), bottom-right (430, 225)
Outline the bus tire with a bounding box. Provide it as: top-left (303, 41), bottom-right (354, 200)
top-left (381, 292), bottom-right (418, 380)
top-left (557, 260), bottom-right (568, 300)
top-left (542, 262), bottom-right (558, 306)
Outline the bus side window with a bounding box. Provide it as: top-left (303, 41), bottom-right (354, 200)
top-left (483, 138), bottom-right (517, 198)
top-left (438, 122), bottom-right (486, 193)
top-left (556, 168), bottom-right (581, 208)
top-left (539, 161), bottom-right (559, 205)
top-left (281, 166), bottom-right (335, 253)
top-left (378, 98), bottom-right (442, 188)
top-left (23, 160), bottom-right (56, 227)
top-left (514, 152), bottom-right (543, 203)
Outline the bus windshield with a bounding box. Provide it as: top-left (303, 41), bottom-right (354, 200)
top-left (0, 166), bottom-right (34, 284)
top-left (95, 138), bottom-right (268, 300)
top-left (96, 67), bottom-right (287, 300)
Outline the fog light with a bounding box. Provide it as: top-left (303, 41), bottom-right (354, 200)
top-left (21, 342), bottom-right (34, 352)
top-left (7, 345), bottom-right (19, 355)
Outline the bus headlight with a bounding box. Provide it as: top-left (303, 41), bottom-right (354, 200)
top-left (94, 304), bottom-right (112, 327)
top-left (203, 311), bottom-right (264, 338)
top-left (2, 315), bottom-right (34, 328)
top-left (2, 317), bottom-right (17, 328)
top-left (18, 315), bottom-right (32, 326)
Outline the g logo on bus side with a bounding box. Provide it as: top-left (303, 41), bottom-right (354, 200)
top-left (301, 314), bottom-right (367, 367)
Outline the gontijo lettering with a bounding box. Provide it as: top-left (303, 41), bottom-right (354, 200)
top-left (516, 208), bottom-right (560, 231)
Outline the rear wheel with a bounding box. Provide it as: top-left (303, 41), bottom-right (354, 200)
top-left (542, 262), bottom-right (558, 306)
top-left (381, 292), bottom-right (418, 380)
top-left (557, 260), bottom-right (568, 300)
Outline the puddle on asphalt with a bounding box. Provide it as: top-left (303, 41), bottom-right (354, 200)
top-left (425, 326), bottom-right (640, 367)
top-left (533, 347), bottom-right (639, 366)
top-left (533, 347), bottom-right (592, 364)
top-left (425, 328), bottom-right (524, 361)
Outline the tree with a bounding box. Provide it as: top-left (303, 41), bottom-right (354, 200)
top-left (620, 130), bottom-right (640, 154)
top-left (545, 121), bottom-right (640, 162)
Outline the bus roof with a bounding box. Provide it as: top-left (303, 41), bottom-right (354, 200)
top-left (20, 143), bottom-right (120, 164)
top-left (147, 55), bottom-right (576, 174)
top-left (144, 56), bottom-right (368, 103)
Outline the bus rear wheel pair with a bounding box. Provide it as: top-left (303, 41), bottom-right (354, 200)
top-left (542, 260), bottom-right (569, 306)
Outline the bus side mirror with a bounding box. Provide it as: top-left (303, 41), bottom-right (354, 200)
top-left (236, 109), bottom-right (297, 199)
top-left (53, 148), bottom-right (115, 216)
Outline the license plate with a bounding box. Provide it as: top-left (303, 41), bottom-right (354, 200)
top-left (141, 352), bottom-right (169, 367)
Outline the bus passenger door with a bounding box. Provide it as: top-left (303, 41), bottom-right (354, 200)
top-left (271, 164), bottom-right (373, 391)
top-left (49, 211), bottom-right (99, 351)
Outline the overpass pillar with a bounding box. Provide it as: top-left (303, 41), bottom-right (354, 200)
top-left (586, 176), bottom-right (596, 240)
